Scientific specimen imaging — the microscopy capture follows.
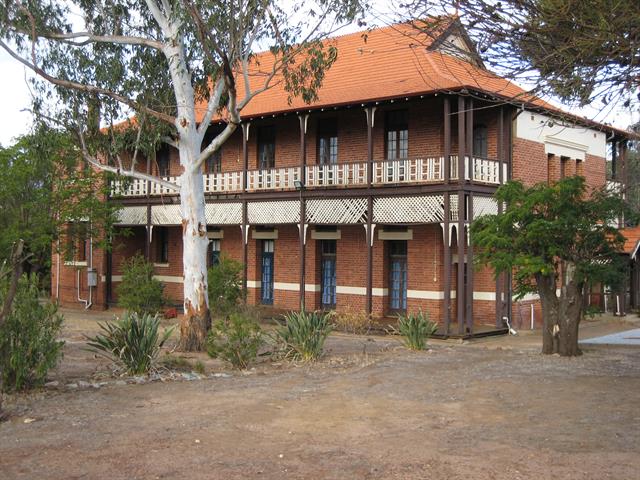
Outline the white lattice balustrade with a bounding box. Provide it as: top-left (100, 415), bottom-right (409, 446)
top-left (248, 201), bottom-right (300, 224)
top-left (305, 198), bottom-right (368, 224)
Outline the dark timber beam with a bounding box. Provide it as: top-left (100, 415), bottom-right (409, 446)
top-left (495, 107), bottom-right (504, 327)
top-left (298, 114), bottom-right (308, 311)
top-left (466, 192), bottom-right (474, 334)
top-left (443, 193), bottom-right (451, 335)
top-left (457, 96), bottom-right (466, 335)
top-left (241, 123), bottom-right (250, 299)
top-left (443, 96), bottom-right (452, 334)
top-left (365, 107), bottom-right (376, 317)
top-left (444, 97), bottom-right (451, 183)
top-left (466, 98), bottom-right (474, 183)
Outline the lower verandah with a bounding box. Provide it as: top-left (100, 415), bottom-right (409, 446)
top-left (102, 224), bottom-right (500, 330)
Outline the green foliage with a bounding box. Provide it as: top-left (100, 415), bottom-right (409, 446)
top-left (206, 312), bottom-right (263, 369)
top-left (207, 256), bottom-right (244, 316)
top-left (116, 254), bottom-right (165, 315)
top-left (86, 312), bottom-right (174, 375)
top-left (456, 0), bottom-right (640, 108)
top-left (0, 275), bottom-right (64, 392)
top-left (472, 176), bottom-right (629, 298)
top-left (0, 125), bottom-right (120, 280)
top-left (397, 310), bottom-right (437, 350)
top-left (273, 311), bottom-right (332, 361)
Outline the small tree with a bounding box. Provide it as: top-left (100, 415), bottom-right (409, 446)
top-left (207, 256), bottom-right (244, 317)
top-left (116, 254), bottom-right (165, 315)
top-left (0, 274), bottom-right (64, 392)
top-left (472, 176), bottom-right (628, 356)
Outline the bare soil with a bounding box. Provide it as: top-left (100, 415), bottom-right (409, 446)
top-left (1, 309), bottom-right (639, 479)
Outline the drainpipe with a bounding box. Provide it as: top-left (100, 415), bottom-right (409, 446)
top-left (55, 239), bottom-right (61, 301)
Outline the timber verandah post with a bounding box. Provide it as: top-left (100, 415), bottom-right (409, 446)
top-left (241, 122), bottom-right (250, 302)
top-left (465, 98), bottom-right (474, 334)
top-left (298, 114), bottom-right (309, 311)
top-left (443, 96), bottom-right (452, 335)
top-left (457, 96), bottom-right (466, 335)
top-left (365, 106), bottom-right (376, 317)
top-left (495, 106), bottom-right (504, 327)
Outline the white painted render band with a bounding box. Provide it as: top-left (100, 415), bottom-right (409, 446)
top-left (515, 111), bottom-right (606, 159)
top-left (109, 275), bottom-right (184, 284)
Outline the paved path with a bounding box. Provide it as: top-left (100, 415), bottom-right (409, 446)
top-left (580, 328), bottom-right (640, 346)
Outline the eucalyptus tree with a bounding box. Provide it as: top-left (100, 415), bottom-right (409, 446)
top-left (0, 0), bottom-right (364, 350)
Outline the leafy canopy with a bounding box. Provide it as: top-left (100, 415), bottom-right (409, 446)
top-left (0, 125), bottom-right (119, 272)
top-left (471, 176), bottom-right (629, 298)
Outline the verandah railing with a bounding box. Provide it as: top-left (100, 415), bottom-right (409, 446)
top-left (111, 156), bottom-right (505, 197)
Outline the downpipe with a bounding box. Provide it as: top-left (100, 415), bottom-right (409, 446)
top-left (503, 316), bottom-right (517, 335)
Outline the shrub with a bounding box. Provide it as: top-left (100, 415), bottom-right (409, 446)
top-left (0, 275), bottom-right (64, 392)
top-left (397, 310), bottom-right (438, 350)
top-left (331, 307), bottom-right (373, 334)
top-left (207, 312), bottom-right (263, 369)
top-left (207, 256), bottom-right (244, 316)
top-left (86, 312), bottom-right (174, 375)
top-left (273, 311), bottom-right (332, 361)
top-left (116, 254), bottom-right (164, 315)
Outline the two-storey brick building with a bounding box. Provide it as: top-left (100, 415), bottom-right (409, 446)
top-left (51, 19), bottom-right (632, 335)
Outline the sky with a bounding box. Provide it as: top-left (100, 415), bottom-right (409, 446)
top-left (0, 9), bottom-right (636, 147)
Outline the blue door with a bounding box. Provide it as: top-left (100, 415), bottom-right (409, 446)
top-left (261, 240), bottom-right (274, 304)
top-left (389, 241), bottom-right (407, 311)
top-left (320, 240), bottom-right (337, 308)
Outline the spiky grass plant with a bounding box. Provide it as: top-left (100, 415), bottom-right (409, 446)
top-left (397, 310), bottom-right (438, 350)
top-left (273, 310), bottom-right (332, 361)
top-left (86, 312), bottom-right (174, 375)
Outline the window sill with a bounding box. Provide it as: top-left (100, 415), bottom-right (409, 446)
top-left (64, 261), bottom-right (87, 267)
top-left (153, 263), bottom-right (170, 268)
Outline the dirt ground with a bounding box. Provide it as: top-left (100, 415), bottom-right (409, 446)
top-left (1, 309), bottom-right (639, 480)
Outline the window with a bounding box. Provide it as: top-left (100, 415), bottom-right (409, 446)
top-left (66, 222), bottom-right (88, 262)
top-left (209, 239), bottom-right (221, 267)
top-left (388, 240), bottom-right (407, 312)
top-left (156, 146), bottom-right (171, 177)
top-left (385, 110), bottom-right (409, 160)
top-left (317, 119), bottom-right (338, 165)
top-left (261, 240), bottom-right (274, 304)
top-left (205, 149), bottom-right (222, 174)
top-left (156, 227), bottom-right (169, 264)
top-left (320, 240), bottom-right (337, 308)
top-left (258, 126), bottom-right (275, 169)
top-left (473, 125), bottom-right (488, 158)
top-left (202, 127), bottom-right (223, 174)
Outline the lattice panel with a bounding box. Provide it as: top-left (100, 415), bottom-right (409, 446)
top-left (306, 198), bottom-right (367, 224)
top-left (473, 195), bottom-right (498, 218)
top-left (205, 203), bottom-right (243, 225)
top-left (248, 201), bottom-right (300, 224)
top-left (449, 194), bottom-right (459, 222)
top-left (116, 206), bottom-right (147, 225)
top-left (373, 195), bottom-right (445, 224)
top-left (151, 204), bottom-right (181, 225)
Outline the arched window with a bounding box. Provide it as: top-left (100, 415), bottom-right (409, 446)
top-left (473, 125), bottom-right (488, 158)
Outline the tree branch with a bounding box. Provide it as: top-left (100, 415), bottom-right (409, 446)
top-left (0, 39), bottom-right (175, 126)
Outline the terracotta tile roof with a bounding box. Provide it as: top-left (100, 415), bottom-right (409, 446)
top-left (214, 20), bottom-right (555, 120)
top-left (621, 226), bottom-right (640, 256)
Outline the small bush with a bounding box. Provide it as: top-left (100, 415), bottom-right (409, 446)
top-left (207, 312), bottom-right (263, 369)
top-left (0, 275), bottom-right (64, 392)
top-left (116, 254), bottom-right (164, 315)
top-left (397, 310), bottom-right (438, 350)
top-left (331, 307), bottom-right (373, 334)
top-left (273, 311), bottom-right (332, 361)
top-left (207, 256), bottom-right (244, 316)
top-left (86, 312), bottom-right (174, 375)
